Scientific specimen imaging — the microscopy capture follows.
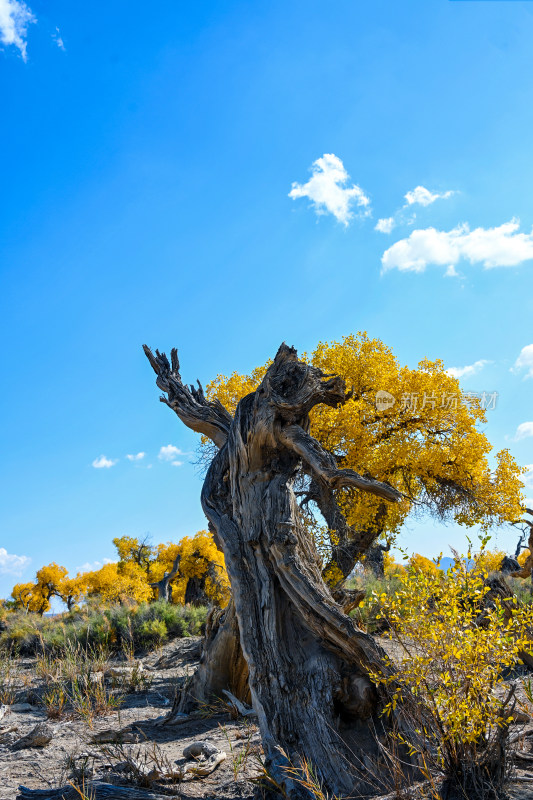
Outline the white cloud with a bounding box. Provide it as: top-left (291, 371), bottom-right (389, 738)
top-left (444, 265), bottom-right (459, 278)
top-left (382, 220), bottom-right (533, 274)
top-left (289, 154), bottom-right (370, 226)
top-left (158, 444), bottom-right (186, 466)
top-left (92, 455), bottom-right (118, 469)
top-left (446, 359), bottom-right (490, 379)
top-left (515, 422), bottom-right (533, 441)
top-left (0, 547), bottom-right (30, 576)
top-left (158, 444), bottom-right (183, 461)
top-left (52, 26), bottom-right (64, 50)
top-left (76, 558), bottom-right (116, 573)
top-left (0, 0), bottom-right (35, 61)
top-left (375, 217), bottom-right (395, 234)
top-left (512, 344), bottom-right (533, 379)
top-left (404, 186), bottom-right (454, 207)
top-left (523, 465), bottom-right (533, 489)
top-left (126, 452), bottom-right (145, 462)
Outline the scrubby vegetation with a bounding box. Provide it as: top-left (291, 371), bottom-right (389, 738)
top-left (0, 599), bottom-right (207, 656)
top-left (368, 541), bottom-right (533, 799)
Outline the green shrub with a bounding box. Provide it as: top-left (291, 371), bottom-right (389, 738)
top-left (0, 600), bottom-right (208, 656)
top-left (140, 618), bottom-right (168, 647)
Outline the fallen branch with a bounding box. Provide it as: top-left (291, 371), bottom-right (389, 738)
top-left (221, 690), bottom-right (256, 717)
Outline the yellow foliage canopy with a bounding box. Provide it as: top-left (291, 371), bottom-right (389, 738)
top-left (207, 333), bottom-right (526, 560)
top-left (84, 562), bottom-right (153, 604)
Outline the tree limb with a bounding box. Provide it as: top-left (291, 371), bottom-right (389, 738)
top-left (279, 424), bottom-right (402, 502)
top-left (143, 345), bottom-right (232, 448)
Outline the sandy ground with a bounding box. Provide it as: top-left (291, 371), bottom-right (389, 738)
top-left (0, 637), bottom-right (261, 800)
top-left (1, 635), bottom-right (533, 799)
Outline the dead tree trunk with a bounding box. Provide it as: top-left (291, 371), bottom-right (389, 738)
top-left (176, 601), bottom-right (250, 713)
top-left (144, 342), bottom-right (418, 798)
top-left (184, 574), bottom-right (209, 605)
top-left (150, 555), bottom-right (181, 602)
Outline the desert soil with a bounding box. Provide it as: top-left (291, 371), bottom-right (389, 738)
top-left (1, 635), bottom-right (533, 800)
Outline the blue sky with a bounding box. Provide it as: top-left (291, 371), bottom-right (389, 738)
top-left (1, 0), bottom-right (532, 599)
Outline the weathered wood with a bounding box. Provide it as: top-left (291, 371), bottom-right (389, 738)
top-left (144, 342), bottom-right (418, 799)
top-left (171, 602), bottom-right (250, 716)
top-left (12, 723), bottom-right (53, 750)
top-left (17, 785), bottom-right (169, 800)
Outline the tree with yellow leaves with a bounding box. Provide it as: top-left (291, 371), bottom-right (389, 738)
top-left (369, 542), bottom-right (533, 798)
top-left (383, 550), bottom-right (405, 578)
top-left (152, 530), bottom-right (230, 607)
top-left (57, 574), bottom-right (88, 611)
top-left (33, 563), bottom-right (69, 614)
top-left (112, 535), bottom-right (156, 577)
top-left (11, 581), bottom-right (40, 613)
top-left (207, 333), bottom-right (526, 585)
top-left (11, 563), bottom-right (69, 615)
top-left (407, 552), bottom-right (439, 575)
top-left (84, 561), bottom-right (152, 604)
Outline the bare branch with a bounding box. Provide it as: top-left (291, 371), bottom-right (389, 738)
top-left (143, 345), bottom-right (232, 448)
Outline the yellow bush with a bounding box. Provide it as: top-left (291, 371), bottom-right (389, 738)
top-left (383, 551), bottom-right (406, 577)
top-left (369, 543), bottom-right (533, 793)
top-left (407, 552), bottom-right (438, 575)
top-left (474, 548), bottom-right (505, 573)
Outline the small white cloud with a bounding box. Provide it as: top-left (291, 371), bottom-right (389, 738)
top-left (158, 444), bottom-right (185, 462)
top-left (76, 558), bottom-right (116, 573)
top-left (52, 26), bottom-right (64, 50)
top-left (404, 186), bottom-right (454, 207)
top-left (92, 455), bottom-right (118, 469)
top-left (445, 265), bottom-right (459, 278)
top-left (382, 220), bottom-right (533, 274)
top-left (0, 0), bottom-right (35, 61)
top-left (375, 217), bottom-right (395, 234)
top-left (446, 359), bottom-right (490, 379)
top-left (512, 344), bottom-right (533, 379)
top-left (171, 460), bottom-right (183, 467)
top-left (126, 452), bottom-right (145, 462)
top-left (0, 547), bottom-right (30, 576)
top-left (515, 422), bottom-right (533, 441)
top-left (289, 154), bottom-right (370, 226)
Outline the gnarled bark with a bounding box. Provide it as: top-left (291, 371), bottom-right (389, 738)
top-left (175, 601), bottom-right (250, 714)
top-left (144, 342), bottom-right (418, 798)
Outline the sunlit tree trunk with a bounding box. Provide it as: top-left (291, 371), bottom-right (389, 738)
top-left (150, 556), bottom-right (181, 602)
